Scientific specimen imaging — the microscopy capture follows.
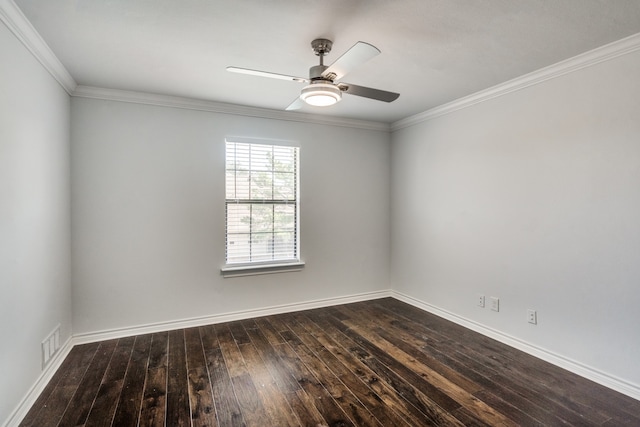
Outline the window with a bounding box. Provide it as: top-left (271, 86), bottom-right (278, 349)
top-left (223, 139), bottom-right (301, 275)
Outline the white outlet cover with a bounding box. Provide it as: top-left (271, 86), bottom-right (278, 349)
top-left (490, 297), bottom-right (499, 312)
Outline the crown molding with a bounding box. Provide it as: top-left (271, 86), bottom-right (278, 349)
top-left (1, 0), bottom-right (386, 132)
top-left (391, 32), bottom-right (640, 132)
top-left (0, 0), bottom-right (77, 93)
top-left (4, 0), bottom-right (638, 133)
top-left (72, 85), bottom-right (391, 132)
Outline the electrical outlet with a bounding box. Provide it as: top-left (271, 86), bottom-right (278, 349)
top-left (527, 309), bottom-right (537, 324)
top-left (478, 294), bottom-right (485, 308)
top-left (490, 297), bottom-right (499, 312)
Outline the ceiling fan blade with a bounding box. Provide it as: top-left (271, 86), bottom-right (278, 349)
top-left (285, 97), bottom-right (304, 111)
top-left (227, 67), bottom-right (308, 83)
top-left (321, 41), bottom-right (380, 81)
top-left (338, 83), bottom-right (400, 102)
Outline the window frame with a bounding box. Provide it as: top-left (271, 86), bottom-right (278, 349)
top-left (221, 137), bottom-right (304, 277)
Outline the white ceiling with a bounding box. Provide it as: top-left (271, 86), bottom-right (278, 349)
top-left (13, 0), bottom-right (640, 123)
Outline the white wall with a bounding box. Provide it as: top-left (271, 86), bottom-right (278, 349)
top-left (391, 49), bottom-right (640, 388)
top-left (70, 97), bottom-right (390, 334)
top-left (0, 22), bottom-right (71, 422)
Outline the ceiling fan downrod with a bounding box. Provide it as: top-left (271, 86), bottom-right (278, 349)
top-left (310, 39), bottom-right (334, 80)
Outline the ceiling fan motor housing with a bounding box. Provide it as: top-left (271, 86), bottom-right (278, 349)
top-left (309, 64), bottom-right (330, 80)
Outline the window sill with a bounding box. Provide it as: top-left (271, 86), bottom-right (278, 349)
top-left (221, 261), bottom-right (305, 278)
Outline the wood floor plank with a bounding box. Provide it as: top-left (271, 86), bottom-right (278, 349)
top-left (200, 323), bottom-right (244, 426)
top-left (20, 342), bottom-right (100, 427)
top-left (311, 313), bottom-right (467, 426)
top-left (198, 324), bottom-right (219, 350)
top-left (262, 313), bottom-right (291, 333)
top-left (83, 380), bottom-right (125, 427)
top-left (302, 310), bottom-right (456, 427)
top-left (472, 389), bottom-right (547, 426)
top-left (147, 331), bottom-right (169, 370)
top-left (603, 411), bottom-right (640, 427)
top-left (138, 332), bottom-right (169, 427)
top-left (56, 343), bottom-right (103, 389)
top-left (227, 321), bottom-right (251, 346)
top-left (229, 373), bottom-right (269, 427)
top-left (305, 311), bottom-right (459, 427)
top-left (214, 323), bottom-right (270, 427)
top-left (83, 336), bottom-right (136, 427)
top-left (138, 366), bottom-right (168, 427)
top-left (370, 299), bottom-right (613, 425)
top-left (273, 335), bottom-right (354, 427)
top-left (350, 303), bottom-right (484, 393)
top-left (343, 317), bottom-right (518, 426)
top-left (289, 313), bottom-right (411, 427)
top-left (213, 324), bottom-right (247, 378)
top-left (56, 339), bottom-right (119, 426)
top-left (166, 329), bottom-right (190, 427)
top-left (19, 298), bottom-right (640, 427)
top-left (325, 313), bottom-right (463, 414)
top-left (27, 386), bottom-right (80, 427)
top-left (237, 342), bottom-right (299, 427)
top-left (184, 327), bottom-right (217, 427)
top-left (111, 334), bottom-right (152, 426)
top-left (244, 326), bottom-right (300, 394)
top-left (254, 317), bottom-right (286, 346)
top-left (282, 318), bottom-right (382, 427)
top-left (238, 318), bottom-right (259, 333)
top-left (388, 298), bottom-right (634, 425)
top-left (102, 337), bottom-right (137, 384)
top-left (204, 346), bottom-right (245, 427)
top-left (369, 348), bottom-right (470, 426)
top-left (285, 388), bottom-right (329, 427)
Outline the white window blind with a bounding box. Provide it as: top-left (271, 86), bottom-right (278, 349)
top-left (225, 141), bottom-right (299, 265)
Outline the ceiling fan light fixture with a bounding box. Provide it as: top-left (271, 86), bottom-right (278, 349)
top-left (300, 83), bottom-right (342, 106)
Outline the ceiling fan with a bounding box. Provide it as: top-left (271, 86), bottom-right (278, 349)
top-left (227, 38), bottom-right (400, 110)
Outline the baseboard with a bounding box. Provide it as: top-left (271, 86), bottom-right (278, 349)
top-left (4, 289), bottom-right (391, 427)
top-left (2, 336), bottom-right (73, 427)
top-left (390, 290), bottom-right (640, 401)
top-left (72, 289), bottom-right (392, 345)
top-left (7, 287), bottom-right (637, 427)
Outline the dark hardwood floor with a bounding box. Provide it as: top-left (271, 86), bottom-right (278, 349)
top-left (20, 298), bottom-right (640, 426)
